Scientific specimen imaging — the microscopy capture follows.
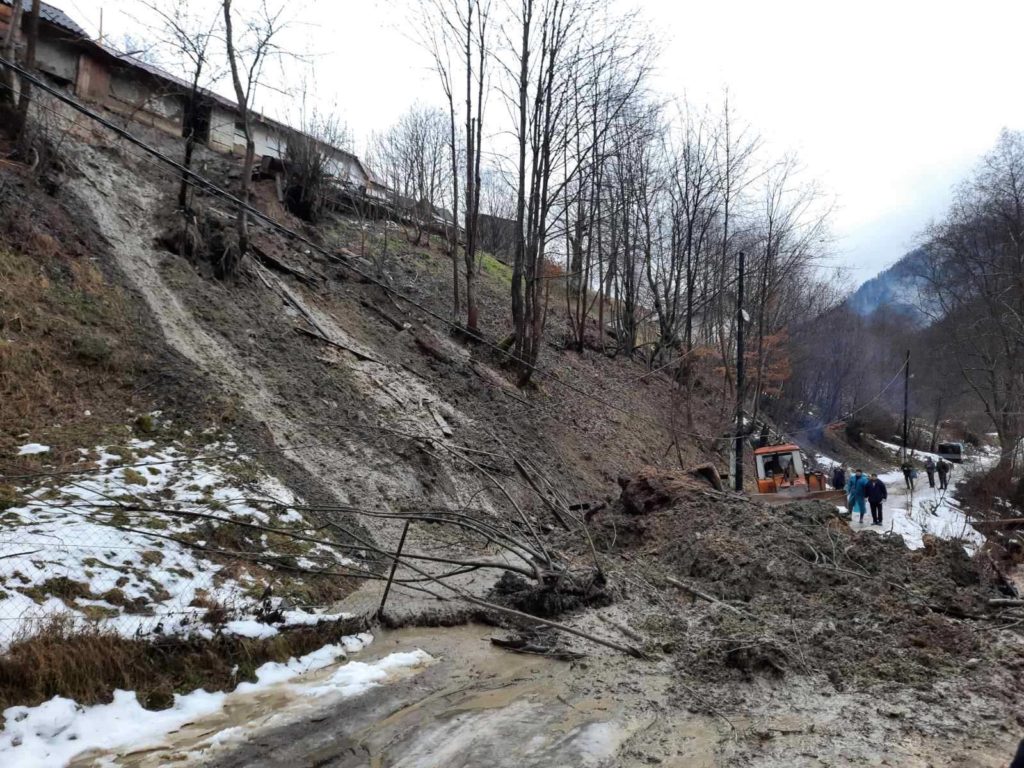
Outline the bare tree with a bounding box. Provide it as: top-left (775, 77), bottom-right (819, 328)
top-left (221, 0), bottom-right (287, 276)
top-left (0, 0), bottom-right (24, 113)
top-left (712, 93), bottom-right (761, 406)
top-left (918, 129), bottom-right (1024, 483)
top-left (507, 0), bottom-right (649, 383)
top-left (373, 104), bottom-right (451, 245)
top-left (14, 0), bottom-right (40, 144)
top-left (746, 156), bottom-right (831, 421)
top-left (144, 0), bottom-right (223, 210)
top-left (421, 0), bottom-right (491, 331)
top-left (284, 98), bottom-right (350, 224)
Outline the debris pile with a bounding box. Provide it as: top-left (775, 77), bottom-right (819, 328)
top-left (598, 469), bottom-right (1021, 688)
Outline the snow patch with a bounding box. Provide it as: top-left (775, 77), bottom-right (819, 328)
top-left (16, 443), bottom-right (50, 456)
top-left (0, 437), bottom-right (353, 644)
top-left (0, 636), bottom-right (436, 767)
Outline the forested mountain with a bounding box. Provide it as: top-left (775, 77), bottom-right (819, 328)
top-left (845, 247), bottom-right (930, 322)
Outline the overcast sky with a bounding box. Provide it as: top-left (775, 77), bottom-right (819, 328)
top-left (66, 0), bottom-right (1024, 282)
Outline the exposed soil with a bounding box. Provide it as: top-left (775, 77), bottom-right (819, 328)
top-left (3, 117), bottom-right (1023, 767)
top-left (591, 469), bottom-right (1023, 689)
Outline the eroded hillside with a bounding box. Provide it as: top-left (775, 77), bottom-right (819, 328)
top-left (1, 123), bottom-right (1023, 767)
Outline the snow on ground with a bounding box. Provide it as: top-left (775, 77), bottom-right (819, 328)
top-left (15, 443), bottom-right (50, 456)
top-left (843, 441), bottom-right (993, 552)
top-left (875, 469), bottom-right (984, 551)
top-left (873, 439), bottom-right (944, 464)
top-left (0, 633), bottom-right (435, 767)
top-left (0, 435), bottom-right (355, 645)
top-left (812, 452), bottom-right (841, 470)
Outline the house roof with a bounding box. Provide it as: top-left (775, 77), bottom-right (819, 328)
top-left (1, 0), bottom-right (87, 39)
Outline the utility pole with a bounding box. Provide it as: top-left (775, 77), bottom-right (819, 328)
top-left (901, 349), bottom-right (910, 464)
top-left (734, 250), bottom-right (746, 492)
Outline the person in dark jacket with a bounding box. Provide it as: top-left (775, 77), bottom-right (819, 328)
top-left (924, 456), bottom-right (936, 488)
top-left (865, 473), bottom-right (888, 525)
top-left (901, 461), bottom-right (915, 490)
top-left (937, 459), bottom-right (950, 490)
top-left (1010, 738), bottom-right (1024, 768)
top-left (832, 466), bottom-right (846, 491)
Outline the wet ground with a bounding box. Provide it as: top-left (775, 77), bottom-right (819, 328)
top-left (78, 614), bottom-right (1022, 768)
top-left (81, 623), bottom-right (720, 768)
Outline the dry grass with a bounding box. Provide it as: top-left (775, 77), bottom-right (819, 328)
top-left (0, 239), bottom-right (142, 463)
top-left (0, 615), bottom-right (369, 713)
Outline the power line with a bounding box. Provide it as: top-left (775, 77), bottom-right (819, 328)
top-left (0, 58), bottom-right (925, 455)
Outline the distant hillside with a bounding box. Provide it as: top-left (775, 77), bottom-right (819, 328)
top-left (846, 247), bottom-right (931, 322)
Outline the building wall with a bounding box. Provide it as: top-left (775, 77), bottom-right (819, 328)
top-left (208, 105), bottom-right (236, 154)
top-left (20, 18), bottom-right (382, 194)
top-left (107, 68), bottom-right (184, 126)
top-left (35, 37), bottom-right (78, 83)
top-left (75, 54), bottom-right (110, 102)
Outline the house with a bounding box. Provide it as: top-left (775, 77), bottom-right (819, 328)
top-left (0, 0), bottom-right (378, 190)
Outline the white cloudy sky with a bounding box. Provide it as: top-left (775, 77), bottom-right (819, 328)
top-left (65, 0), bottom-right (1024, 281)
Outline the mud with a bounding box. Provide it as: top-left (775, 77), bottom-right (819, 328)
top-left (597, 472), bottom-right (1022, 688)
top-left (79, 620), bottom-right (1022, 768)
top-left (34, 133), bottom-right (1024, 768)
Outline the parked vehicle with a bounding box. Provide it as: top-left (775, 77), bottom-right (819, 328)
top-left (937, 442), bottom-right (964, 464)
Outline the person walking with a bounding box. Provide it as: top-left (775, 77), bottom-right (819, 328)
top-left (901, 461), bottom-right (915, 491)
top-left (846, 468), bottom-right (870, 524)
top-left (924, 457), bottom-right (936, 488)
top-left (937, 458), bottom-right (950, 490)
top-left (865, 473), bottom-right (888, 526)
top-left (832, 465), bottom-right (846, 491)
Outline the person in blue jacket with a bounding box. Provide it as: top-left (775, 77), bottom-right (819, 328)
top-left (846, 468), bottom-right (870, 524)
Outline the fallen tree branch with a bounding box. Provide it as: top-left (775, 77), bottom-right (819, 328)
top-left (295, 326), bottom-right (385, 364)
top-left (596, 613), bottom-right (648, 645)
top-left (514, 458), bottom-right (571, 532)
top-left (666, 576), bottom-right (754, 618)
top-left (251, 242), bottom-right (318, 286)
top-left (359, 298), bottom-right (410, 332)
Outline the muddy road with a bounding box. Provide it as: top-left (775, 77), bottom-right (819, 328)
top-left (82, 617), bottom-right (1019, 768)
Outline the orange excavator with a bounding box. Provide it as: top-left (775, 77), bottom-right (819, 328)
top-left (751, 443), bottom-right (845, 505)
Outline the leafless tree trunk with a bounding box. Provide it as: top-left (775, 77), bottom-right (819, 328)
top-left (0, 0), bottom-right (23, 113)
top-left (144, 1), bottom-right (222, 211)
top-left (14, 0), bottom-right (39, 144)
top-left (221, 0), bottom-right (285, 277)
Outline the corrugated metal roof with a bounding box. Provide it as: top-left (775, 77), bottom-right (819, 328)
top-left (0, 0), bottom-right (88, 39)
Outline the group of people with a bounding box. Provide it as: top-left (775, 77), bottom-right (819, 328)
top-left (829, 454), bottom-right (956, 527)
top-left (899, 456), bottom-right (952, 490)
top-left (845, 469), bottom-right (888, 525)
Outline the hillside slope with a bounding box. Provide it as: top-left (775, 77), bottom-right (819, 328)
top-left (2, 123), bottom-right (1023, 767)
top-left (846, 246), bottom-right (931, 321)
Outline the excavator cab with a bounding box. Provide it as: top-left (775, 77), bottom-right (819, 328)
top-left (752, 443), bottom-right (837, 504)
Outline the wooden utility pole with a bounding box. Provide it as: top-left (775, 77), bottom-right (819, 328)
top-left (901, 349), bottom-right (911, 463)
top-left (734, 250), bottom-right (746, 492)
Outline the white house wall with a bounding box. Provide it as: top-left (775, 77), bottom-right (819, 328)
top-left (208, 106), bottom-right (236, 154)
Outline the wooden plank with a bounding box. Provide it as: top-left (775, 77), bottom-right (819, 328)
top-left (251, 242), bottom-right (318, 286)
